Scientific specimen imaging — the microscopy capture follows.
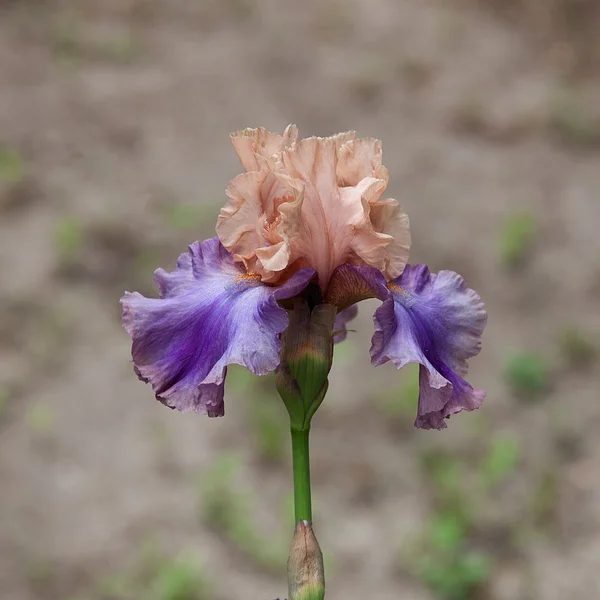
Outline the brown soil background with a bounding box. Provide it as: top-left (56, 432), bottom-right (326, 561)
top-left (1, 1), bottom-right (600, 599)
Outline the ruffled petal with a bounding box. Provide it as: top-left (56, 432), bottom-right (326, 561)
top-left (218, 126), bottom-right (411, 291)
top-left (216, 170), bottom-right (305, 281)
top-left (217, 170), bottom-right (268, 260)
top-left (121, 238), bottom-right (315, 416)
top-left (230, 124), bottom-right (298, 172)
top-left (336, 137), bottom-right (389, 186)
top-left (370, 264), bottom-right (487, 430)
top-left (281, 137), bottom-right (406, 289)
top-left (368, 198), bottom-right (411, 280)
top-left (280, 133), bottom-right (355, 286)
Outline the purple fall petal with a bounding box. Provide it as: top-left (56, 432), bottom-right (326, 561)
top-left (333, 305), bottom-right (358, 343)
top-left (370, 264), bottom-right (487, 430)
top-left (121, 237), bottom-right (314, 416)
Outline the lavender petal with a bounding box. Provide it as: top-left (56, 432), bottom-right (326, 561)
top-left (370, 264), bottom-right (487, 429)
top-left (121, 237), bottom-right (314, 416)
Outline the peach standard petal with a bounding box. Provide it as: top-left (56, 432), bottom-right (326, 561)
top-left (336, 137), bottom-right (389, 187)
top-left (216, 169), bottom-right (305, 281)
top-left (216, 126), bottom-right (411, 289)
top-left (230, 125), bottom-right (298, 172)
top-left (369, 198), bottom-right (411, 279)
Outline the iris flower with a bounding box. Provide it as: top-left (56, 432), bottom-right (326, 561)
top-left (121, 125), bottom-right (487, 430)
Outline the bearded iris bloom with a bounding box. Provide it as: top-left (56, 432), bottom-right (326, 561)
top-left (121, 125), bottom-right (487, 430)
top-left (122, 126), bottom-right (487, 599)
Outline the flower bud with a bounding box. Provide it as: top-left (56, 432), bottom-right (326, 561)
top-left (277, 299), bottom-right (336, 431)
top-left (287, 521), bottom-right (325, 600)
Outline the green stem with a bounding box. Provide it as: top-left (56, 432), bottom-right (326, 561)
top-left (291, 427), bottom-right (312, 523)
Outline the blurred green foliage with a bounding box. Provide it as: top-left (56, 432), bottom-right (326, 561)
top-left (93, 545), bottom-right (211, 600)
top-left (0, 147), bottom-right (24, 184)
top-left (26, 403), bottom-right (54, 434)
top-left (200, 453), bottom-right (248, 533)
top-left (54, 216), bottom-right (85, 259)
top-left (375, 363), bottom-right (419, 424)
top-left (429, 511), bottom-right (468, 553)
top-left (228, 367), bottom-right (288, 464)
top-left (331, 339), bottom-right (357, 366)
top-left (165, 203), bottom-right (213, 231)
top-left (504, 352), bottom-right (550, 399)
top-left (478, 435), bottom-right (521, 488)
top-left (52, 19), bottom-right (142, 66)
top-left (412, 430), bottom-right (523, 597)
top-left (149, 561), bottom-right (210, 600)
top-left (411, 507), bottom-right (492, 599)
top-left (499, 212), bottom-right (535, 268)
top-left (421, 450), bottom-right (465, 512)
top-left (198, 454), bottom-right (287, 572)
top-left (33, 308), bottom-right (73, 372)
top-left (416, 453), bottom-right (489, 597)
top-left (226, 364), bottom-right (256, 393)
top-left (251, 398), bottom-right (287, 464)
top-left (417, 535), bottom-right (492, 600)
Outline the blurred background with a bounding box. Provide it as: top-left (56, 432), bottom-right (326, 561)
top-left (1, 0), bottom-right (600, 599)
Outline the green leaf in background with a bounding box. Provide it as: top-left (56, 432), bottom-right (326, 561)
top-left (479, 434), bottom-right (521, 488)
top-left (429, 512), bottom-right (467, 553)
top-left (417, 548), bottom-right (492, 600)
top-left (0, 147), bottom-right (24, 184)
top-left (165, 203), bottom-right (213, 230)
top-left (504, 352), bottom-right (550, 399)
top-left (499, 212), bottom-right (535, 268)
top-left (151, 560), bottom-right (210, 600)
top-left (54, 216), bottom-right (85, 258)
top-left (377, 363), bottom-right (419, 421)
